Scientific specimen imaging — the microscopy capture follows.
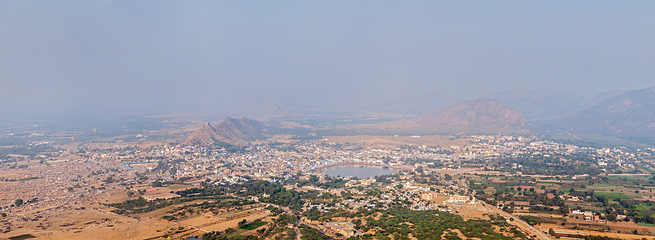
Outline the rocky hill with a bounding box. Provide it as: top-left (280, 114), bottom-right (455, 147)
top-left (542, 86), bottom-right (655, 143)
top-left (415, 99), bottom-right (526, 134)
top-left (181, 117), bottom-right (266, 147)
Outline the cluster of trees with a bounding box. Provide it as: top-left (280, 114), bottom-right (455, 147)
top-left (375, 175), bottom-right (399, 184)
top-left (106, 195), bottom-right (233, 214)
top-left (299, 224), bottom-right (330, 240)
top-left (161, 198), bottom-right (250, 221)
top-left (111, 179), bottom-right (314, 216)
top-left (238, 181), bottom-right (306, 211)
top-left (200, 232), bottom-right (259, 240)
top-left (248, 214), bottom-right (298, 239)
top-left (8, 164), bottom-right (28, 169)
top-left (303, 207), bottom-right (521, 240)
top-left (303, 207), bottom-right (321, 220)
top-left (366, 208), bottom-right (522, 240)
top-left (266, 205), bottom-right (284, 215)
top-left (285, 175), bottom-right (349, 189)
top-left (0, 176), bottom-right (40, 182)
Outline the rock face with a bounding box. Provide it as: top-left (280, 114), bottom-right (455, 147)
top-left (544, 86), bottom-right (655, 143)
top-left (415, 99), bottom-right (526, 134)
top-left (181, 117), bottom-right (266, 147)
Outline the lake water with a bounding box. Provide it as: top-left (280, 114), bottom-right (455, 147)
top-left (321, 165), bottom-right (396, 179)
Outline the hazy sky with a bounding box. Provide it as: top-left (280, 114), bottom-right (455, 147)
top-left (1, 1), bottom-right (654, 114)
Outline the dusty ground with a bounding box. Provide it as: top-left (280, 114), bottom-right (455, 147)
top-left (178, 215), bottom-right (218, 227)
top-left (0, 206), bottom-right (175, 240)
top-left (455, 201), bottom-right (490, 220)
top-left (199, 211), bottom-right (270, 232)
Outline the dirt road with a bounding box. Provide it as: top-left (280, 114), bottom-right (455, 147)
top-left (481, 202), bottom-right (553, 240)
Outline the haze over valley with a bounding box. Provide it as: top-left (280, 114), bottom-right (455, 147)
top-left (1, 1), bottom-right (654, 240)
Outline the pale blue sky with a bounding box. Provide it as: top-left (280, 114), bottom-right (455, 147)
top-left (1, 1), bottom-right (653, 113)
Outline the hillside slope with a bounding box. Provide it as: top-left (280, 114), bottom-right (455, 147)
top-left (472, 89), bottom-right (624, 120)
top-left (415, 99), bottom-right (526, 134)
top-left (543, 86), bottom-right (655, 143)
top-left (181, 117), bottom-right (266, 147)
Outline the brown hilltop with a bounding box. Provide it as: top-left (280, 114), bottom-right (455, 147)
top-left (415, 99), bottom-right (526, 134)
top-left (181, 117), bottom-right (266, 147)
top-left (182, 122), bottom-right (222, 146)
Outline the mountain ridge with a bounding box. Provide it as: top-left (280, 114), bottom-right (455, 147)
top-left (414, 99), bottom-right (526, 134)
top-left (181, 117), bottom-right (266, 147)
top-left (541, 86), bottom-right (655, 144)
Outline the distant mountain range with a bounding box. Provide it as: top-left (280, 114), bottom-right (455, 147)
top-left (472, 89), bottom-right (624, 120)
top-left (413, 86), bottom-right (655, 144)
top-left (181, 86), bottom-right (655, 146)
top-left (414, 99), bottom-right (526, 134)
top-left (540, 86), bottom-right (655, 144)
top-left (381, 89), bottom-right (625, 119)
top-left (181, 117), bottom-right (266, 147)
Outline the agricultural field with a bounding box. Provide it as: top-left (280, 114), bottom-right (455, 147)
top-left (467, 171), bottom-right (655, 237)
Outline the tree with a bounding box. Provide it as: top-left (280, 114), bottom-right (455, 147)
top-left (303, 207), bottom-right (321, 221)
top-left (14, 199), bottom-right (23, 207)
top-left (549, 228), bottom-right (556, 236)
top-left (309, 175), bottom-right (319, 183)
top-left (445, 174), bottom-right (453, 181)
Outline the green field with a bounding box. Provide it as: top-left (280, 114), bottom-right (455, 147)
top-left (636, 203), bottom-right (655, 210)
top-left (595, 192), bottom-right (629, 200)
top-left (607, 175), bottom-right (649, 181)
top-left (239, 220), bottom-right (267, 230)
top-left (567, 205), bottom-right (605, 212)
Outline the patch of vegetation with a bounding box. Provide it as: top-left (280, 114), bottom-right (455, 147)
top-left (239, 220), bottom-right (267, 230)
top-left (299, 224), bottom-right (330, 240)
top-left (8, 234), bottom-right (36, 240)
top-left (105, 195), bottom-right (233, 214)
